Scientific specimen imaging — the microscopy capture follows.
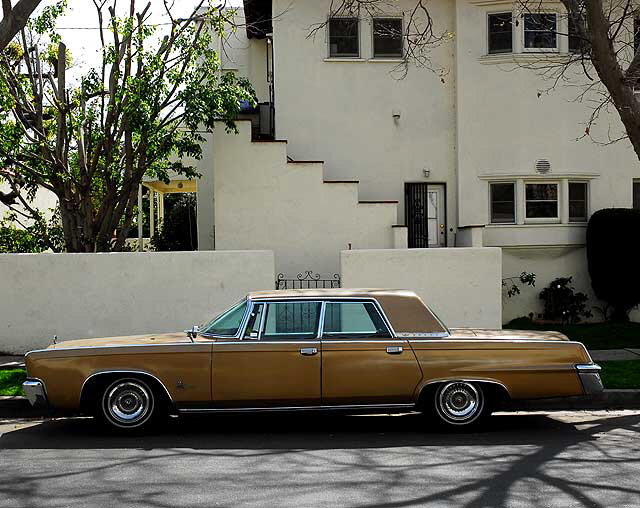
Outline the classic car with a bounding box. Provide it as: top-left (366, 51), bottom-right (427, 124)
top-left (23, 288), bottom-right (603, 431)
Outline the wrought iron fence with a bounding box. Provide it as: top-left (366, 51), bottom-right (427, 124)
top-left (275, 271), bottom-right (341, 290)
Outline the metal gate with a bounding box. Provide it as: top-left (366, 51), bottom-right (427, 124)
top-left (405, 183), bottom-right (429, 248)
top-left (276, 271), bottom-right (341, 290)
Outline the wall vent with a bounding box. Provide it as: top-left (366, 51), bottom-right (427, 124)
top-left (535, 159), bottom-right (551, 174)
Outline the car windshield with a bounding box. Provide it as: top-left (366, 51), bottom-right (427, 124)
top-left (200, 300), bottom-right (247, 336)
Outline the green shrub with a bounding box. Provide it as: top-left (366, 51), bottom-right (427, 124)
top-left (151, 194), bottom-right (198, 251)
top-left (539, 277), bottom-right (592, 323)
top-left (587, 208), bottom-right (640, 321)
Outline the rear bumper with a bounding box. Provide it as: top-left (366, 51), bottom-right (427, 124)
top-left (576, 364), bottom-right (604, 395)
top-left (22, 379), bottom-right (49, 408)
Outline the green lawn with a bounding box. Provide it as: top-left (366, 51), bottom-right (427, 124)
top-left (0, 369), bottom-right (26, 396)
top-left (504, 317), bottom-right (640, 350)
top-left (599, 361), bottom-right (640, 389)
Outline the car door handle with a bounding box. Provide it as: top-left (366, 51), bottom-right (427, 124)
top-left (386, 346), bottom-right (403, 355)
top-left (300, 347), bottom-right (318, 356)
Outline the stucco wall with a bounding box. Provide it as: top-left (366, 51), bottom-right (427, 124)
top-left (0, 250), bottom-right (275, 354)
top-left (341, 247), bottom-right (502, 329)
top-left (213, 122), bottom-right (396, 275)
top-left (271, 0), bottom-right (458, 244)
top-left (502, 246), bottom-right (640, 324)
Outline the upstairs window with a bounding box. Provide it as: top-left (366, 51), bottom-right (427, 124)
top-left (488, 13), bottom-right (513, 54)
top-left (328, 18), bottom-right (359, 58)
top-left (490, 182), bottom-right (516, 224)
top-left (526, 183), bottom-right (559, 220)
top-left (569, 182), bottom-right (588, 222)
top-left (633, 180), bottom-right (640, 210)
top-left (524, 13), bottom-right (558, 51)
top-left (373, 18), bottom-right (403, 58)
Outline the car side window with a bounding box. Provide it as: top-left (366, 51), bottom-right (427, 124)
top-left (243, 304), bottom-right (264, 339)
top-left (261, 302), bottom-right (321, 341)
top-left (323, 302), bottom-right (391, 339)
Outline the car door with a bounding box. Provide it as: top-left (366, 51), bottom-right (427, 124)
top-left (211, 300), bottom-right (322, 408)
top-left (321, 300), bottom-right (423, 406)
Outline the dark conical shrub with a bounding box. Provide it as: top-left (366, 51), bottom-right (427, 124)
top-left (586, 208), bottom-right (640, 322)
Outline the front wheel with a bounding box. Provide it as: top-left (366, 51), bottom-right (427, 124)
top-left (97, 378), bottom-right (158, 432)
top-left (432, 381), bottom-right (488, 427)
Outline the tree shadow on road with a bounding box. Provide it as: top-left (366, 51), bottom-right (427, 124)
top-left (0, 412), bottom-right (639, 507)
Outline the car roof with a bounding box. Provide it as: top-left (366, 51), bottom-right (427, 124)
top-left (247, 288), bottom-right (448, 335)
top-left (247, 288), bottom-right (417, 300)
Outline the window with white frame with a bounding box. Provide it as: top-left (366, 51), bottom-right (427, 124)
top-left (488, 13), bottom-right (513, 54)
top-left (568, 181), bottom-right (588, 222)
top-left (490, 182), bottom-right (516, 223)
top-left (372, 18), bottom-right (403, 58)
top-left (523, 13), bottom-right (558, 51)
top-left (633, 180), bottom-right (640, 210)
top-left (328, 18), bottom-right (359, 58)
top-left (525, 182), bottom-right (559, 220)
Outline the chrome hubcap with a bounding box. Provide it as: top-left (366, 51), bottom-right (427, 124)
top-left (104, 380), bottom-right (153, 427)
top-left (438, 382), bottom-right (482, 423)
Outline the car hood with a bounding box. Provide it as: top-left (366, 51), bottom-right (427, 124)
top-left (449, 328), bottom-right (570, 341)
top-left (48, 332), bottom-right (191, 349)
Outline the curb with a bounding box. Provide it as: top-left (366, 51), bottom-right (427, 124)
top-left (510, 390), bottom-right (640, 411)
top-left (0, 396), bottom-right (46, 418)
top-left (1, 391), bottom-right (640, 419)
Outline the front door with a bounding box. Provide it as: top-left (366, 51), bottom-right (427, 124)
top-left (320, 301), bottom-right (423, 405)
top-left (405, 183), bottom-right (446, 248)
top-left (211, 301), bottom-right (322, 408)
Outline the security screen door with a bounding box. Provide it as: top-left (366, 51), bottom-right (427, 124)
top-left (405, 183), bottom-right (446, 248)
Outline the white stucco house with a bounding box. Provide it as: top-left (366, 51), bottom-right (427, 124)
top-left (184, 0), bottom-right (640, 323)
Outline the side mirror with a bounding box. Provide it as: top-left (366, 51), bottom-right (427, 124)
top-left (186, 325), bottom-right (199, 341)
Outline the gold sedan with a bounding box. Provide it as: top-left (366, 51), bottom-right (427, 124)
top-left (23, 289), bottom-right (603, 431)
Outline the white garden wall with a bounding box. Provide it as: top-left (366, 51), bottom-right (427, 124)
top-left (341, 247), bottom-right (502, 329)
top-left (0, 251), bottom-right (275, 354)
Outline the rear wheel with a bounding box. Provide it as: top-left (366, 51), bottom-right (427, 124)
top-left (97, 378), bottom-right (157, 432)
top-left (432, 381), bottom-right (488, 427)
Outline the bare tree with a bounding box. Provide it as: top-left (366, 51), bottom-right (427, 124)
top-left (0, 0), bottom-right (40, 51)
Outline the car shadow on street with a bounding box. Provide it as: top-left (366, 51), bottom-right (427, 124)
top-left (1, 411), bottom-right (639, 451)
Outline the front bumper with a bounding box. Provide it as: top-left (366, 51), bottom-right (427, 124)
top-left (22, 379), bottom-right (49, 408)
top-left (576, 364), bottom-right (604, 395)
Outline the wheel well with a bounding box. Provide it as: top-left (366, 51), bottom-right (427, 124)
top-left (79, 372), bottom-right (174, 415)
top-left (418, 380), bottom-right (511, 411)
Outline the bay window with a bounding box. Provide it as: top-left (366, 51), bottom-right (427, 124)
top-left (569, 182), bottom-right (588, 222)
top-left (525, 183), bottom-right (559, 219)
top-left (490, 182), bottom-right (516, 224)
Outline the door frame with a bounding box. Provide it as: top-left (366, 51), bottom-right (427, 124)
top-left (404, 182), bottom-right (448, 248)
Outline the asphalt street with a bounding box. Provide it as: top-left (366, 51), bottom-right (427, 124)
top-left (0, 410), bottom-right (639, 508)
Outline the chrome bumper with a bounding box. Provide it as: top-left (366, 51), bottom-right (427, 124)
top-left (576, 364), bottom-right (604, 395)
top-left (22, 379), bottom-right (48, 408)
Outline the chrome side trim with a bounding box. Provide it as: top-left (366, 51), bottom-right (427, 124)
top-left (317, 301), bottom-right (327, 338)
top-left (421, 378), bottom-right (511, 397)
top-left (24, 338), bottom-right (589, 356)
top-left (177, 403), bottom-right (416, 414)
top-left (80, 370), bottom-right (175, 404)
top-left (397, 332), bottom-right (450, 338)
top-left (576, 363), bottom-right (602, 372)
top-left (319, 340), bottom-right (406, 345)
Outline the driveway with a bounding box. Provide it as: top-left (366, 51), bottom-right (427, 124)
top-left (0, 411), bottom-right (638, 507)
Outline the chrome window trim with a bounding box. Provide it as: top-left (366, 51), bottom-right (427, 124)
top-left (80, 369), bottom-right (174, 404)
top-left (215, 341), bottom-right (322, 346)
top-left (199, 299), bottom-right (252, 339)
